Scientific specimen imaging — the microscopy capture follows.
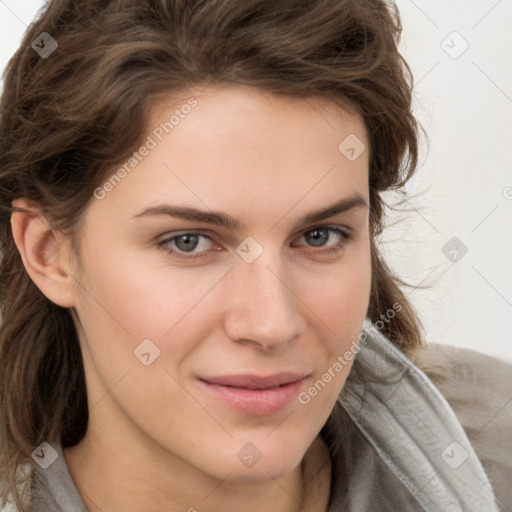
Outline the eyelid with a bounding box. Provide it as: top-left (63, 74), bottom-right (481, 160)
top-left (291, 225), bottom-right (352, 248)
top-left (157, 224), bottom-right (353, 260)
top-left (157, 224), bottom-right (352, 245)
top-left (297, 223), bottom-right (352, 238)
top-left (157, 229), bottom-right (218, 249)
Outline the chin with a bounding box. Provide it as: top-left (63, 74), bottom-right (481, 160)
top-left (223, 456), bottom-right (302, 484)
top-left (220, 434), bottom-right (308, 482)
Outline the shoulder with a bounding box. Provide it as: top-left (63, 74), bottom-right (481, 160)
top-left (0, 501), bottom-right (20, 512)
top-left (0, 463), bottom-right (32, 512)
top-left (407, 342), bottom-right (512, 428)
top-left (408, 342), bottom-right (512, 510)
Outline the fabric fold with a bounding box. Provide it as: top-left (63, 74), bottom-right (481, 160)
top-left (339, 319), bottom-right (499, 512)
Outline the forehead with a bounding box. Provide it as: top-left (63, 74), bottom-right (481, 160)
top-left (149, 83), bottom-right (366, 147)
top-left (89, 84), bottom-right (369, 225)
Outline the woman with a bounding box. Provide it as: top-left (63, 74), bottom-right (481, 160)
top-left (0, 1), bottom-right (510, 511)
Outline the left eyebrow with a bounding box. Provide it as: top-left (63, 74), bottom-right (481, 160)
top-left (132, 193), bottom-right (368, 231)
top-left (294, 193), bottom-right (368, 227)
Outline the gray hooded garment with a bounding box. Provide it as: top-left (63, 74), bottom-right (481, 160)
top-left (3, 320), bottom-right (512, 511)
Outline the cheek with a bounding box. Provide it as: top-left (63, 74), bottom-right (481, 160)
top-left (296, 256), bottom-right (371, 428)
top-left (72, 252), bottom-right (228, 428)
top-left (73, 242), bottom-right (230, 374)
top-left (82, 233), bottom-right (214, 319)
top-left (301, 246), bottom-right (372, 334)
top-left (301, 245), bottom-right (371, 386)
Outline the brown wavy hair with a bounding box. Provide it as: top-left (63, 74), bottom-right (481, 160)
top-left (0, 0), bottom-right (425, 509)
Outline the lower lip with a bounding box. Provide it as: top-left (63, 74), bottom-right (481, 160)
top-left (198, 378), bottom-right (307, 415)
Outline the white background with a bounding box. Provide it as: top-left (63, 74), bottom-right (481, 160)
top-left (1, 0), bottom-right (511, 362)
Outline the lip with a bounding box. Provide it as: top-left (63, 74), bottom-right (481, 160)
top-left (198, 372), bottom-right (309, 415)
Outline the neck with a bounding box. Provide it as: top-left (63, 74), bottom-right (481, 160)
top-left (64, 424), bottom-right (332, 512)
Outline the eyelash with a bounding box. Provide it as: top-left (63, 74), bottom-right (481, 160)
top-left (157, 226), bottom-right (353, 261)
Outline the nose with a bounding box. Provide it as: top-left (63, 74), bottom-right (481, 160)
top-left (223, 253), bottom-right (306, 351)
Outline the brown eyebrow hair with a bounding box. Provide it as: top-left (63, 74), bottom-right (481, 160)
top-left (132, 193), bottom-right (368, 231)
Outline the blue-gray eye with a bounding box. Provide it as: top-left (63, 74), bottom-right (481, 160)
top-left (304, 228), bottom-right (330, 247)
top-left (173, 234), bottom-right (201, 252)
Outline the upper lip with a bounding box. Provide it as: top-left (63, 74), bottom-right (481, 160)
top-left (199, 372), bottom-right (308, 390)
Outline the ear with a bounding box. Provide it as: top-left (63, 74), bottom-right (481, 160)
top-left (10, 198), bottom-right (77, 308)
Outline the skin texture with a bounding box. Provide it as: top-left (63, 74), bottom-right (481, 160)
top-left (11, 84), bottom-right (372, 512)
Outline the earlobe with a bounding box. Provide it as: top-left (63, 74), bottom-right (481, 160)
top-left (10, 198), bottom-right (77, 308)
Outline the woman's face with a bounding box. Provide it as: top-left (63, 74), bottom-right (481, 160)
top-left (69, 84), bottom-right (371, 482)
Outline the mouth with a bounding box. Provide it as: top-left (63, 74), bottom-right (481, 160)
top-left (197, 373), bottom-right (309, 415)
